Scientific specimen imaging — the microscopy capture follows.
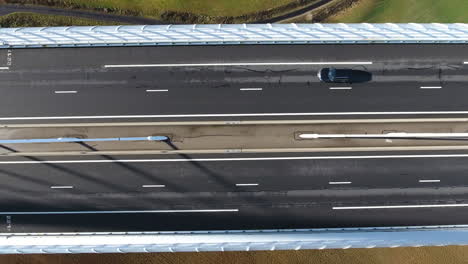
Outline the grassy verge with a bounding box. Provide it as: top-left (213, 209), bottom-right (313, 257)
top-left (327, 0), bottom-right (468, 23)
top-left (6, 0), bottom-right (300, 18)
top-left (0, 12), bottom-right (120, 27)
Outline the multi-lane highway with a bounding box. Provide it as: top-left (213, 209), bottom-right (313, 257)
top-left (1, 44), bottom-right (468, 123)
top-left (1, 43), bottom-right (468, 234)
top-left (1, 151), bottom-right (468, 233)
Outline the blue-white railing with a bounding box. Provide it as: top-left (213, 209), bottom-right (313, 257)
top-left (1, 23), bottom-right (468, 48)
top-left (3, 225), bottom-right (468, 254)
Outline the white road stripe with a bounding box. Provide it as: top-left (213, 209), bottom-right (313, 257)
top-left (4, 111), bottom-right (468, 121)
top-left (54, 91), bottom-right (77, 94)
top-left (104, 62), bottom-right (373, 68)
top-left (146, 89), bottom-right (168, 92)
top-left (0, 209), bottom-right (239, 215)
top-left (50, 186), bottom-right (74, 189)
top-left (235, 183), bottom-right (259, 186)
top-left (0, 67), bottom-right (9, 70)
top-left (329, 181), bottom-right (352, 185)
top-left (420, 86), bottom-right (442, 89)
top-left (333, 204), bottom-right (468, 210)
top-left (419, 179), bottom-right (441, 183)
top-left (240, 88), bottom-right (262, 91)
top-left (142, 184), bottom-right (166, 188)
top-left (3, 153), bottom-right (468, 164)
top-left (329, 87), bottom-right (352, 90)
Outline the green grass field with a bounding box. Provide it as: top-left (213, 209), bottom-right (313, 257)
top-left (13, 0), bottom-right (298, 18)
top-left (0, 12), bottom-right (119, 27)
top-left (327, 0), bottom-right (468, 23)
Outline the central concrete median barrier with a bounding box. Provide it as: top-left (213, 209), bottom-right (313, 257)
top-left (0, 118), bottom-right (467, 156)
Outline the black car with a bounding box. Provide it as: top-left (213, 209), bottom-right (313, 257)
top-left (317, 68), bottom-right (352, 83)
top-left (317, 67), bottom-right (372, 83)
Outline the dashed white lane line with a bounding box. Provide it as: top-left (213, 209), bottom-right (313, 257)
top-left (50, 186), bottom-right (74, 189)
top-left (329, 87), bottom-right (352, 90)
top-left (419, 179), bottom-right (441, 183)
top-left (104, 62), bottom-right (373, 68)
top-left (0, 67), bottom-right (9, 70)
top-left (142, 184), bottom-right (166, 188)
top-left (333, 204), bottom-right (468, 210)
top-left (0, 209), bottom-right (239, 215)
top-left (146, 89), bottom-right (168, 92)
top-left (420, 86), bottom-right (442, 89)
top-left (235, 183), bottom-right (259, 186)
top-left (54, 90), bottom-right (77, 94)
top-left (329, 181), bottom-right (352, 185)
top-left (240, 88), bottom-right (263, 91)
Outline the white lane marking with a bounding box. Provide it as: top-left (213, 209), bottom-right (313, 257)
top-left (240, 88), bottom-right (263, 91)
top-left (420, 86), bottom-right (442, 89)
top-left (0, 67), bottom-right (9, 70)
top-left (235, 183), bottom-right (259, 186)
top-left (5, 111), bottom-right (468, 121)
top-left (333, 204), bottom-right (468, 210)
top-left (54, 91), bottom-right (77, 94)
top-left (3, 153), bottom-right (468, 164)
top-left (142, 184), bottom-right (166, 188)
top-left (146, 89), bottom-right (168, 92)
top-left (50, 186), bottom-right (74, 189)
top-left (104, 62), bottom-right (373, 68)
top-left (419, 179), bottom-right (441, 183)
top-left (300, 132), bottom-right (468, 139)
top-left (329, 87), bottom-right (352, 90)
top-left (464, 62), bottom-right (468, 64)
top-left (0, 209), bottom-right (239, 215)
top-left (329, 181), bottom-right (352, 185)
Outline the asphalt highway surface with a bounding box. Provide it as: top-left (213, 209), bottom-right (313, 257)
top-left (1, 151), bottom-right (468, 233)
top-left (2, 44), bottom-right (468, 233)
top-left (1, 44), bottom-right (468, 123)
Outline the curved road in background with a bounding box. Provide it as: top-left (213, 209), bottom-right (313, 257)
top-left (0, 4), bottom-right (164, 24)
top-left (0, 0), bottom-right (334, 25)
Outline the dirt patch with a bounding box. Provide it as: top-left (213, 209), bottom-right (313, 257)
top-left (160, 0), bottom-right (321, 24)
top-left (2, 246), bottom-right (468, 264)
top-left (281, 0), bottom-right (363, 22)
top-left (303, 0), bottom-right (362, 22)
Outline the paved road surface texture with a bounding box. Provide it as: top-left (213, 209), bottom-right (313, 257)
top-left (0, 45), bottom-right (467, 123)
top-left (0, 151), bottom-right (467, 232)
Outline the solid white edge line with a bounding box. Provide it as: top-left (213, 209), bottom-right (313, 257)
top-left (50, 186), bottom-right (74, 189)
top-left (104, 62), bottom-right (373, 68)
top-left (418, 180), bottom-right (441, 183)
top-left (0, 209), bottom-right (239, 215)
top-left (420, 86), bottom-right (442, 89)
top-left (329, 87), bottom-right (352, 90)
top-left (4, 153), bottom-right (468, 164)
top-left (54, 91), bottom-right (77, 94)
top-left (5, 111), bottom-right (468, 120)
top-left (235, 183), bottom-right (259, 186)
top-left (240, 88), bottom-right (263, 91)
top-left (333, 204), bottom-right (468, 210)
top-left (146, 89), bottom-right (169, 92)
top-left (142, 185), bottom-right (166, 188)
top-left (329, 181), bottom-right (352, 185)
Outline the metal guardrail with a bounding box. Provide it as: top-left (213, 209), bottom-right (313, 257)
top-left (2, 225), bottom-right (468, 254)
top-left (1, 23), bottom-right (468, 48)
